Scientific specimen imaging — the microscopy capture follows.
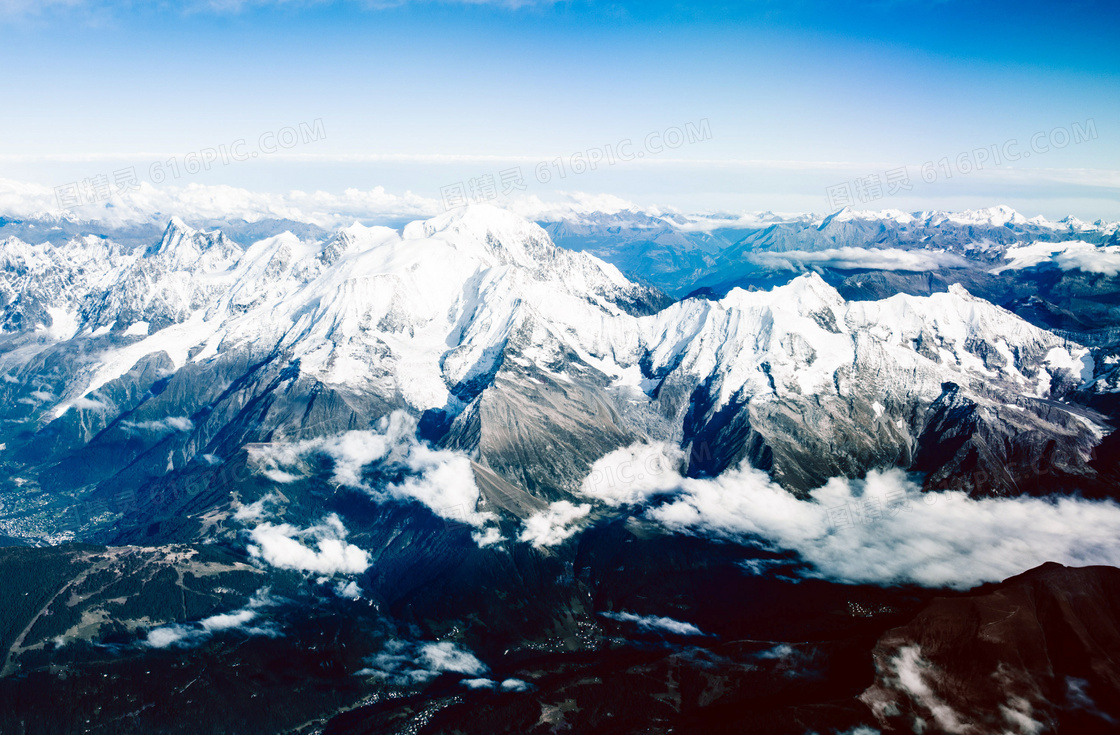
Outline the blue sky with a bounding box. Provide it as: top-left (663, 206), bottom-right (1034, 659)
top-left (2, 0), bottom-right (1118, 218)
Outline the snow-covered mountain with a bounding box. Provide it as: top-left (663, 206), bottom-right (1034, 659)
top-left (0, 205), bottom-right (1110, 546)
top-left (539, 206), bottom-right (1120, 301)
top-left (634, 274), bottom-right (1101, 493)
top-left (535, 207), bottom-right (1120, 384)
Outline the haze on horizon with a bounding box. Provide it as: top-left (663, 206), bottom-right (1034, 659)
top-left (1, 0), bottom-right (1117, 219)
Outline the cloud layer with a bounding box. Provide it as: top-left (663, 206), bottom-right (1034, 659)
top-left (747, 247), bottom-right (967, 272)
top-left (462, 677), bottom-right (533, 692)
top-left (0, 178), bottom-right (436, 228)
top-left (575, 443), bottom-right (1120, 590)
top-left (995, 240), bottom-right (1120, 276)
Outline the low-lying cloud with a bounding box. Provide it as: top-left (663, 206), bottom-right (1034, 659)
top-left (356, 640), bottom-right (489, 685)
top-left (144, 591), bottom-right (278, 649)
top-left (518, 500), bottom-right (591, 548)
top-left (581, 443), bottom-right (685, 506)
top-left (71, 396), bottom-right (110, 410)
top-left (247, 411), bottom-right (502, 546)
top-left (747, 247), bottom-right (966, 273)
top-left (120, 416), bottom-right (194, 435)
top-left (462, 677), bottom-right (533, 692)
top-left (577, 443), bottom-right (1120, 590)
top-left (1056, 247), bottom-right (1120, 276)
top-left (0, 177), bottom-right (436, 227)
top-left (247, 513), bottom-right (371, 576)
top-left (600, 611), bottom-right (705, 637)
top-left (233, 491), bottom-right (282, 522)
top-left (995, 240), bottom-right (1120, 277)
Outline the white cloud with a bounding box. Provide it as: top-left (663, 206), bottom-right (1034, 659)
top-left (0, 177), bottom-right (741, 233)
top-left (866, 646), bottom-right (970, 734)
top-left (518, 500), bottom-right (591, 548)
top-left (356, 640), bottom-right (489, 685)
top-left (461, 677), bottom-right (533, 692)
top-left (643, 465), bottom-right (1120, 589)
top-left (599, 611), bottom-right (704, 636)
top-left (233, 491), bottom-right (282, 522)
top-left (247, 513), bottom-right (371, 575)
top-left (572, 446), bottom-right (1120, 589)
top-left (200, 608), bottom-right (257, 632)
top-left (144, 591), bottom-right (278, 649)
top-left (334, 579), bottom-right (362, 599)
top-left (246, 411), bottom-right (501, 542)
top-left (994, 240), bottom-right (1120, 277)
top-left (499, 678), bottom-right (533, 692)
top-left (660, 211), bottom-right (813, 233)
top-left (747, 247), bottom-right (966, 272)
top-left (1000, 696), bottom-right (1046, 735)
top-left (384, 440), bottom-right (495, 528)
top-left (316, 428), bottom-right (394, 486)
top-left (145, 626), bottom-right (196, 649)
top-left (0, 178), bottom-right (437, 228)
top-left (580, 442), bottom-right (685, 506)
top-left (503, 191), bottom-right (641, 221)
top-left (1056, 247), bottom-right (1120, 277)
top-left (470, 525), bottom-right (505, 547)
top-left (246, 441), bottom-right (314, 484)
top-left (462, 677), bottom-right (498, 689)
top-left (17, 389), bottom-right (55, 406)
top-left (119, 416), bottom-right (194, 435)
top-left (70, 396), bottom-right (110, 410)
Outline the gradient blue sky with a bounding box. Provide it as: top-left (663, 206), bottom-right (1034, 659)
top-left (2, 0), bottom-right (1118, 218)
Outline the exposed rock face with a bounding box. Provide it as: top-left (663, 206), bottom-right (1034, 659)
top-left (862, 563), bottom-right (1120, 734)
top-left (639, 276), bottom-right (1104, 496)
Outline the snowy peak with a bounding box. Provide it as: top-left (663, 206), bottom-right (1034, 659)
top-left (730, 272), bottom-right (841, 319)
top-left (944, 205), bottom-right (1027, 227)
top-left (642, 271), bottom-right (1091, 419)
top-left (146, 217), bottom-right (241, 272)
top-left (403, 204), bottom-right (558, 271)
top-left (145, 217), bottom-right (195, 256)
top-left (816, 205), bottom-right (1029, 230)
top-left (318, 222), bottom-right (400, 265)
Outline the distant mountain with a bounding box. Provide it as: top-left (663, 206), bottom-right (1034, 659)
top-left (539, 207), bottom-right (1120, 369)
top-left (538, 209), bottom-right (811, 294)
top-left (540, 206), bottom-right (1119, 295)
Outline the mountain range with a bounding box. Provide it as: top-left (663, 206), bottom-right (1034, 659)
top-left (0, 203), bottom-right (1119, 734)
